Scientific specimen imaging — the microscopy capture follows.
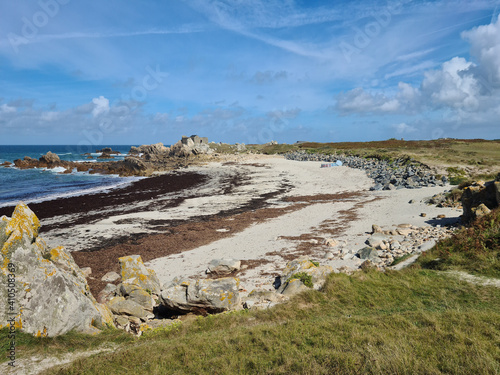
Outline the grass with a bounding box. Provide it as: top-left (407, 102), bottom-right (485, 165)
top-left (0, 267), bottom-right (495, 374)
top-left (0, 327), bottom-right (134, 365)
top-left (390, 253), bottom-right (414, 267)
top-left (418, 208), bottom-right (500, 278)
top-left (289, 272), bottom-right (313, 288)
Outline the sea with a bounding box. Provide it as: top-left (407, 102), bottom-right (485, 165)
top-left (0, 145), bottom-right (142, 208)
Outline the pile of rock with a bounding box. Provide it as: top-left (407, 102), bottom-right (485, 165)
top-left (352, 223), bottom-right (455, 269)
top-left (129, 135), bottom-right (213, 160)
top-left (285, 151), bottom-right (447, 190)
top-left (14, 152), bottom-right (64, 170)
top-left (96, 147), bottom-right (121, 159)
top-left (95, 256), bottom-right (242, 335)
top-left (243, 256), bottom-right (333, 310)
top-left (0, 203), bottom-right (114, 337)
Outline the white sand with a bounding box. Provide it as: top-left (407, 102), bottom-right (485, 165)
top-left (145, 157), bottom-right (462, 295)
top-left (41, 155), bottom-right (461, 295)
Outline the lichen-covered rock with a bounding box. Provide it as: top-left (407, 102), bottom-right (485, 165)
top-left (101, 271), bottom-right (121, 282)
top-left (118, 255), bottom-right (161, 295)
top-left (127, 288), bottom-right (154, 312)
top-left (0, 203), bottom-right (114, 337)
top-left (97, 283), bottom-right (118, 304)
top-left (281, 278), bottom-right (309, 296)
top-left (107, 296), bottom-right (154, 321)
top-left (277, 256), bottom-right (333, 293)
top-left (160, 277), bottom-right (241, 313)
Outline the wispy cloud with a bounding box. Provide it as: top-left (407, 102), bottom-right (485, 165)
top-left (384, 60), bottom-right (437, 80)
top-left (0, 25), bottom-right (206, 47)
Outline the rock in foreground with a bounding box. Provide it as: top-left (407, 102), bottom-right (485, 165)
top-left (160, 277), bottom-right (241, 314)
top-left (0, 203), bottom-right (114, 337)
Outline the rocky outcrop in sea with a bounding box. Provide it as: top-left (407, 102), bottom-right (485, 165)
top-left (285, 151), bottom-right (448, 190)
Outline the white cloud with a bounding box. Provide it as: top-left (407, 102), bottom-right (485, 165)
top-left (0, 103), bottom-right (16, 114)
top-left (336, 15), bottom-right (500, 125)
top-left (267, 107), bottom-right (301, 119)
top-left (392, 122), bottom-right (417, 134)
top-left (335, 88), bottom-right (398, 114)
top-left (91, 96), bottom-right (110, 117)
top-left (421, 57), bottom-right (479, 110)
top-left (40, 111), bottom-right (60, 122)
top-left (462, 15), bottom-right (500, 87)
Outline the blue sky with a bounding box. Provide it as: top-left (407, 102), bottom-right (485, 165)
top-left (0, 0), bottom-right (499, 146)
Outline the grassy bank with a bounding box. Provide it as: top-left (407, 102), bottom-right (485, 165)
top-left (2, 266), bottom-right (498, 374)
top-left (418, 208), bottom-right (500, 278)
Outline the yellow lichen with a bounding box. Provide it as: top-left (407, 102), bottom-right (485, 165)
top-left (5, 203), bottom-right (40, 240)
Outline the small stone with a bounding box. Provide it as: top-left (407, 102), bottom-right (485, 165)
top-left (371, 224), bottom-right (383, 234)
top-left (325, 252), bottom-right (335, 260)
top-left (437, 214), bottom-right (446, 219)
top-left (102, 271), bottom-right (121, 283)
top-left (324, 238), bottom-right (338, 247)
top-left (366, 233), bottom-right (388, 248)
top-left (420, 213), bottom-right (427, 217)
top-left (408, 199), bottom-right (415, 204)
top-left (206, 258), bottom-right (241, 275)
top-left (397, 224), bottom-right (412, 228)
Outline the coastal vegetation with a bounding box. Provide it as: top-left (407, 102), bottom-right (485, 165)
top-left (2, 209), bottom-right (499, 374)
top-left (248, 138), bottom-right (500, 181)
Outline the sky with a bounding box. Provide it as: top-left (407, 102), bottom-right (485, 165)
top-left (0, 0), bottom-right (500, 146)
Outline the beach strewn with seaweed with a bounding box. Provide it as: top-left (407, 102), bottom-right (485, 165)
top-left (2, 1), bottom-right (500, 373)
top-left (1, 137), bottom-right (500, 374)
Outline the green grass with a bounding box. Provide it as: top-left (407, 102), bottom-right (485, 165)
top-left (418, 208), bottom-right (500, 278)
top-left (8, 268), bottom-right (496, 374)
top-left (289, 272), bottom-right (313, 288)
top-left (0, 327), bottom-right (134, 365)
top-left (390, 253), bottom-right (414, 267)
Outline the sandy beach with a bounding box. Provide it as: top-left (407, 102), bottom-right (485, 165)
top-left (0, 154), bottom-right (462, 297)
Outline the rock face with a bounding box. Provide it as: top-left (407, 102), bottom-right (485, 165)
top-left (160, 278), bottom-right (241, 313)
top-left (170, 135), bottom-right (212, 157)
top-left (0, 203), bottom-right (114, 337)
top-left (118, 255), bottom-right (161, 295)
top-left (285, 151), bottom-right (442, 190)
top-left (120, 157), bottom-right (149, 175)
top-left (461, 180), bottom-right (499, 222)
top-left (277, 257), bottom-right (333, 295)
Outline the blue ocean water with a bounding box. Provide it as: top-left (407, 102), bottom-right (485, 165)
top-left (0, 145), bottom-right (140, 207)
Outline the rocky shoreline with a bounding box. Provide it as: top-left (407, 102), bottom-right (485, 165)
top-left (285, 150), bottom-right (447, 190)
top-left (4, 149), bottom-right (486, 339)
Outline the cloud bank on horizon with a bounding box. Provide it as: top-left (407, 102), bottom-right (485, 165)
top-left (0, 0), bottom-right (499, 146)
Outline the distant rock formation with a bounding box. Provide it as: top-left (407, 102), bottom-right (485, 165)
top-left (96, 147), bottom-right (121, 155)
top-left (0, 203), bottom-right (114, 337)
top-left (39, 151), bottom-right (61, 164)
